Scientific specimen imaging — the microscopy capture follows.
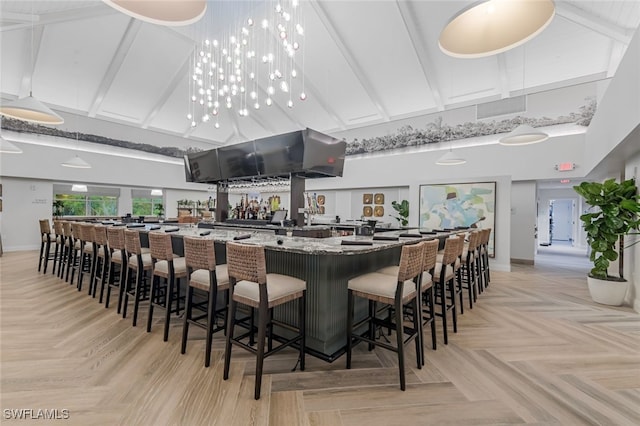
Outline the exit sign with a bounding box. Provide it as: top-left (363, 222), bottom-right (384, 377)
top-left (556, 162), bottom-right (575, 171)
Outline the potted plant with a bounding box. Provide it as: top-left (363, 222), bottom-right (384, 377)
top-left (574, 178), bottom-right (640, 305)
top-left (154, 203), bottom-right (164, 218)
top-left (390, 200), bottom-right (409, 228)
top-left (53, 200), bottom-right (64, 218)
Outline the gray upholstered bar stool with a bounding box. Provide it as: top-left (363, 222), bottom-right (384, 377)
top-left (122, 229), bottom-right (153, 326)
top-left (223, 241), bottom-right (306, 400)
top-left (105, 226), bottom-right (127, 312)
top-left (346, 241), bottom-right (425, 391)
top-left (181, 236), bottom-right (230, 367)
top-left (146, 231), bottom-right (187, 342)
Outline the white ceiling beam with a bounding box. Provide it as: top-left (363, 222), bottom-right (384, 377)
top-left (496, 53), bottom-right (510, 99)
top-left (0, 5), bottom-right (118, 32)
top-left (606, 39), bottom-right (627, 78)
top-left (309, 0), bottom-right (390, 121)
top-left (1, 11), bottom-right (39, 24)
top-left (18, 24), bottom-right (44, 98)
top-left (555, 2), bottom-right (633, 44)
top-left (88, 18), bottom-right (142, 118)
top-left (141, 53), bottom-right (193, 129)
top-left (395, 1), bottom-right (445, 111)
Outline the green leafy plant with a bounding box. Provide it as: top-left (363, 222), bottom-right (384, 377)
top-left (390, 200), bottom-right (409, 227)
top-left (52, 200), bottom-right (64, 218)
top-left (154, 204), bottom-right (164, 217)
top-left (574, 178), bottom-right (640, 280)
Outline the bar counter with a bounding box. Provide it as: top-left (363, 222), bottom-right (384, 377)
top-left (133, 224), bottom-right (463, 361)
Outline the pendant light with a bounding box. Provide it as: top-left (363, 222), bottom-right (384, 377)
top-left (61, 55), bottom-right (91, 169)
top-left (499, 45), bottom-right (549, 146)
top-left (0, 135), bottom-right (23, 154)
top-left (102, 0), bottom-right (207, 26)
top-left (0, 4), bottom-right (64, 125)
top-left (436, 148), bottom-right (467, 166)
top-left (61, 155), bottom-right (92, 169)
top-left (499, 124), bottom-right (549, 145)
top-left (439, 0), bottom-right (555, 58)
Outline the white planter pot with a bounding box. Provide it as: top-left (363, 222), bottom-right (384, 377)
top-left (587, 276), bottom-right (628, 306)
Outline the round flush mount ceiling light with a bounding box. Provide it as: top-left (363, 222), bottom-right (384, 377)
top-left (102, 0), bottom-right (207, 26)
top-left (439, 0), bottom-right (555, 58)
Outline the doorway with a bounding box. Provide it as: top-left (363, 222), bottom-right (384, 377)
top-left (550, 198), bottom-right (575, 245)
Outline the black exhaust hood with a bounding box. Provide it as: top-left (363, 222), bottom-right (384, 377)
top-left (185, 128), bottom-right (346, 183)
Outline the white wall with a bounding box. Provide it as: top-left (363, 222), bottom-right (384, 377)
top-left (624, 151), bottom-right (640, 311)
top-left (0, 176), bottom-right (212, 251)
top-left (0, 177), bottom-right (53, 251)
top-left (511, 181), bottom-right (537, 263)
top-left (585, 29), bottom-right (640, 173)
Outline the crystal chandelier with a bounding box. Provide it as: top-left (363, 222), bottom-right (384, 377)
top-left (188, 0), bottom-right (306, 130)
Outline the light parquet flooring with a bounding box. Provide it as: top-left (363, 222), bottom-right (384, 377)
top-left (1, 251), bottom-right (639, 425)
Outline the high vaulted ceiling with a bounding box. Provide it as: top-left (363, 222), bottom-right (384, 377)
top-left (1, 1), bottom-right (639, 151)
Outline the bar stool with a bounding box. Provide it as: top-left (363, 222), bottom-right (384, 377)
top-left (61, 221), bottom-right (75, 282)
top-left (91, 225), bottom-right (109, 301)
top-left (434, 235), bottom-right (463, 345)
top-left (105, 226), bottom-right (127, 312)
top-left (51, 220), bottom-right (64, 276)
top-left (461, 231), bottom-right (480, 308)
top-left (376, 238), bottom-right (439, 356)
top-left (479, 228), bottom-right (492, 291)
top-left (223, 241), bottom-right (306, 400)
top-left (181, 236), bottom-right (230, 367)
top-left (76, 223), bottom-right (95, 293)
top-left (122, 229), bottom-right (153, 326)
top-left (146, 231), bottom-right (188, 342)
top-left (68, 222), bottom-right (87, 286)
top-left (346, 241), bottom-right (425, 391)
top-left (37, 219), bottom-right (54, 273)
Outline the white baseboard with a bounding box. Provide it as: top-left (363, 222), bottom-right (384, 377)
top-left (491, 262), bottom-right (511, 272)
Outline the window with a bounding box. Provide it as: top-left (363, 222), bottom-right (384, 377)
top-left (55, 194), bottom-right (118, 216)
top-left (132, 197), bottom-right (164, 216)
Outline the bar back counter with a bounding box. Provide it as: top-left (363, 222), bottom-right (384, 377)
top-left (133, 223), bottom-right (464, 361)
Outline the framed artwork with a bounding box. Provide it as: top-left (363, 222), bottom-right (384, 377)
top-left (419, 181), bottom-right (496, 257)
top-left (317, 195), bottom-right (325, 205)
top-left (363, 206), bottom-right (373, 217)
top-left (374, 206), bottom-right (384, 217)
top-left (363, 193), bottom-right (373, 204)
top-left (374, 193), bottom-right (384, 204)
